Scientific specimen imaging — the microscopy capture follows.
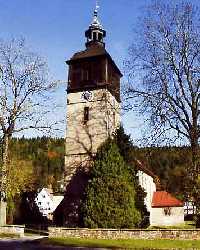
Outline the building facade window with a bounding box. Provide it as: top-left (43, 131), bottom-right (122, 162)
top-left (163, 207), bottom-right (171, 216)
top-left (83, 107), bottom-right (89, 124)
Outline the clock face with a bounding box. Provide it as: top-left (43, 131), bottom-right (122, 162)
top-left (81, 91), bottom-right (93, 101)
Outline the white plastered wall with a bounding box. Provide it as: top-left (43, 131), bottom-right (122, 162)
top-left (137, 170), bottom-right (156, 212)
top-left (150, 207), bottom-right (184, 226)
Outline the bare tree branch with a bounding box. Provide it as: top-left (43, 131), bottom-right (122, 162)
top-left (0, 38), bottom-right (61, 203)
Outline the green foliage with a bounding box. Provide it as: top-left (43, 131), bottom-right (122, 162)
top-left (7, 159), bottom-right (34, 199)
top-left (113, 125), bottom-right (134, 164)
top-left (113, 125), bottom-right (148, 220)
top-left (0, 136), bottom-right (65, 223)
top-left (83, 140), bottom-right (141, 228)
top-left (6, 158), bottom-right (35, 223)
top-left (8, 137), bottom-right (65, 192)
top-left (132, 146), bottom-right (190, 198)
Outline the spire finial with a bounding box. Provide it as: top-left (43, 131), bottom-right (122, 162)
top-left (95, 0), bottom-right (100, 15)
top-left (85, 0), bottom-right (106, 48)
top-left (90, 0), bottom-right (102, 28)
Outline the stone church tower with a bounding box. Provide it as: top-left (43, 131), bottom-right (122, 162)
top-left (65, 5), bottom-right (122, 185)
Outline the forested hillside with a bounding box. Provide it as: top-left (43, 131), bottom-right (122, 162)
top-left (0, 136), bottom-right (191, 224)
top-left (132, 147), bottom-right (191, 199)
top-left (0, 137), bottom-right (190, 197)
top-left (1, 137), bottom-right (65, 192)
top-left (0, 137), bottom-right (190, 204)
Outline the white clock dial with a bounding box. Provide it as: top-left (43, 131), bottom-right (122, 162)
top-left (81, 91), bottom-right (93, 101)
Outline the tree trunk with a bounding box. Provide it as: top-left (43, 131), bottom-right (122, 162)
top-left (1, 134), bottom-right (10, 201)
top-left (188, 124), bottom-right (200, 225)
top-left (0, 134), bottom-right (10, 225)
top-left (0, 202), bottom-right (6, 225)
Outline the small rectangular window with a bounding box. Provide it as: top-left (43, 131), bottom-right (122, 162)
top-left (83, 107), bottom-right (89, 124)
top-left (113, 112), bottom-right (116, 127)
top-left (163, 207), bottom-right (171, 216)
top-left (93, 32), bottom-right (97, 41)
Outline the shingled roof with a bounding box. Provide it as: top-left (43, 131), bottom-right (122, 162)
top-left (152, 191), bottom-right (183, 207)
top-left (69, 45), bottom-right (107, 61)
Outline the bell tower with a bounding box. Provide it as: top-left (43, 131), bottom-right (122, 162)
top-left (85, 4), bottom-right (106, 48)
top-left (65, 3), bottom-right (122, 185)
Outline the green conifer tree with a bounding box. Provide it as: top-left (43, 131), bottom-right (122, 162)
top-left (83, 140), bottom-right (141, 228)
top-left (113, 125), bottom-right (134, 164)
top-left (113, 125), bottom-right (148, 224)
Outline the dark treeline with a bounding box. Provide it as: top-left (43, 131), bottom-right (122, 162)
top-left (0, 137), bottom-right (191, 218)
top-left (0, 137), bottom-right (190, 224)
top-left (0, 136), bottom-right (65, 192)
top-left (0, 137), bottom-right (189, 198)
top-left (132, 146), bottom-right (191, 199)
top-left (0, 137), bottom-right (190, 197)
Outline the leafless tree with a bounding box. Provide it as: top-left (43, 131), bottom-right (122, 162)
top-left (125, 2), bottom-right (200, 169)
top-left (0, 38), bottom-right (59, 210)
top-left (124, 1), bottom-right (200, 205)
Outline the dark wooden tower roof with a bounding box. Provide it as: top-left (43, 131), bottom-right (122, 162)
top-left (66, 4), bottom-right (122, 102)
top-left (66, 44), bottom-right (122, 79)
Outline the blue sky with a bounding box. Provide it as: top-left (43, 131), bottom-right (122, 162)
top-left (1, 0), bottom-right (198, 142)
top-left (0, 0), bottom-right (146, 79)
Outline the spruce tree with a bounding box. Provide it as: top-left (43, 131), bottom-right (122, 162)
top-left (113, 125), bottom-right (148, 223)
top-left (113, 125), bottom-right (134, 164)
top-left (83, 140), bottom-right (141, 228)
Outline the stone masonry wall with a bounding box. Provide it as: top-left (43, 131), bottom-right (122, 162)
top-left (66, 89), bottom-right (120, 156)
top-left (49, 227), bottom-right (200, 240)
top-left (65, 89), bottom-right (120, 184)
top-left (0, 225), bottom-right (24, 237)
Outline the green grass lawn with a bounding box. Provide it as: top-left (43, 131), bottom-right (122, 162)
top-left (42, 237), bottom-right (200, 249)
top-left (0, 233), bottom-right (19, 238)
top-left (148, 221), bottom-right (196, 229)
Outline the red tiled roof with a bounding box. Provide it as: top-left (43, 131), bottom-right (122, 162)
top-left (152, 191), bottom-right (183, 207)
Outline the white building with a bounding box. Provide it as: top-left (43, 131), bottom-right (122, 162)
top-left (136, 160), bottom-right (184, 227)
top-left (150, 191), bottom-right (184, 226)
top-left (35, 188), bottom-right (63, 219)
top-left (136, 160), bottom-right (157, 212)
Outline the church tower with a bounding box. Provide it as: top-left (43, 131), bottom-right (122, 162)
top-left (65, 4), bottom-right (122, 185)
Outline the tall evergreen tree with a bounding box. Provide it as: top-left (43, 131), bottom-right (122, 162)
top-left (83, 140), bottom-right (141, 228)
top-left (113, 125), bottom-right (134, 164)
top-left (113, 125), bottom-right (148, 222)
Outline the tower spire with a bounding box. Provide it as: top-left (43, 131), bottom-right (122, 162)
top-left (85, 1), bottom-right (106, 48)
top-left (91, 0), bottom-right (102, 29)
top-left (95, 0), bottom-right (100, 14)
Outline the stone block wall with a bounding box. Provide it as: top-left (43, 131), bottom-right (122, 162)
top-left (0, 225), bottom-right (24, 237)
top-left (48, 227), bottom-right (200, 240)
top-left (66, 89), bottom-right (120, 156)
top-left (65, 89), bottom-right (120, 184)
